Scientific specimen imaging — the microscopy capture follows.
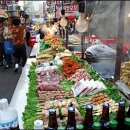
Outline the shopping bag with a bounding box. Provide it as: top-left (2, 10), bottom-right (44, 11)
top-left (4, 40), bottom-right (14, 55)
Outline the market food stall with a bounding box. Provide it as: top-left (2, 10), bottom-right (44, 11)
top-left (9, 34), bottom-right (130, 129)
top-left (6, 0), bottom-right (130, 130)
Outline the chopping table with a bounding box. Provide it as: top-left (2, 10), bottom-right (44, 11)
top-left (10, 58), bottom-right (36, 129)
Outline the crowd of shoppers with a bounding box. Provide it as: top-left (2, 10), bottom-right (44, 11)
top-left (0, 16), bottom-right (29, 72)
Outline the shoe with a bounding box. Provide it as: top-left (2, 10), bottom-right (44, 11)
top-left (14, 64), bottom-right (19, 73)
top-left (0, 63), bottom-right (3, 67)
top-left (4, 65), bottom-right (10, 69)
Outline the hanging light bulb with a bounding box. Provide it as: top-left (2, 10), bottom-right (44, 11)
top-left (60, 9), bottom-right (67, 27)
top-left (76, 13), bottom-right (88, 33)
top-left (75, 2), bottom-right (88, 33)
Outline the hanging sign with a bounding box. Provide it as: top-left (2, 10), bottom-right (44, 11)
top-left (64, 4), bottom-right (78, 13)
top-left (0, 0), bottom-right (11, 5)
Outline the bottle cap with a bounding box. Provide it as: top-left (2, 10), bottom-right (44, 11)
top-left (93, 122), bottom-right (101, 129)
top-left (119, 101), bottom-right (125, 106)
top-left (58, 126), bottom-right (66, 130)
top-left (76, 124), bottom-right (84, 130)
top-left (110, 119), bottom-right (118, 128)
top-left (125, 117), bottom-right (130, 126)
top-left (0, 98), bottom-right (8, 110)
top-left (68, 107), bottom-right (75, 112)
top-left (49, 109), bottom-right (56, 114)
top-left (86, 105), bottom-right (93, 110)
top-left (34, 120), bottom-right (43, 129)
top-left (103, 102), bottom-right (109, 108)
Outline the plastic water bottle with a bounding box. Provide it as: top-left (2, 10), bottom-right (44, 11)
top-left (0, 98), bottom-right (19, 130)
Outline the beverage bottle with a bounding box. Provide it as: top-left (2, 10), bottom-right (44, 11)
top-left (109, 119), bottom-right (118, 130)
top-left (34, 120), bottom-right (44, 130)
top-left (0, 98), bottom-right (19, 130)
top-left (48, 109), bottom-right (58, 130)
top-left (124, 117), bottom-right (130, 130)
top-left (76, 124), bottom-right (84, 130)
top-left (57, 126), bottom-right (66, 130)
top-left (116, 101), bottom-right (126, 129)
top-left (127, 106), bottom-right (130, 117)
top-left (84, 105), bottom-right (93, 130)
top-left (100, 102), bottom-right (110, 129)
top-left (93, 122), bottom-right (101, 130)
top-left (66, 107), bottom-right (76, 130)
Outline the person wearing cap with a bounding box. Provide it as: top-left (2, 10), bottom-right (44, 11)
top-left (10, 16), bottom-right (29, 72)
top-left (0, 20), bottom-right (4, 67)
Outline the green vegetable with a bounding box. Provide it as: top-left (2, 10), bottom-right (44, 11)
top-left (60, 78), bottom-right (74, 91)
top-left (22, 63), bottom-right (38, 129)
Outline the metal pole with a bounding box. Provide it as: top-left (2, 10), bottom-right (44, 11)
top-left (66, 25), bottom-right (68, 48)
top-left (81, 33), bottom-right (85, 59)
top-left (114, 1), bottom-right (126, 81)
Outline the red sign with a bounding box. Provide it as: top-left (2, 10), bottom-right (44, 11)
top-left (0, 0), bottom-right (11, 5)
top-left (64, 4), bottom-right (78, 13)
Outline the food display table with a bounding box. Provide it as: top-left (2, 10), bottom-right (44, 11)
top-left (9, 34), bottom-right (130, 129)
top-left (10, 58), bottom-right (36, 129)
top-left (30, 42), bottom-right (40, 58)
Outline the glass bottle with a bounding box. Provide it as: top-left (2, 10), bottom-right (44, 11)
top-left (93, 122), bottom-right (101, 130)
top-left (109, 119), bottom-right (118, 130)
top-left (76, 124), bottom-right (84, 130)
top-left (116, 101), bottom-right (126, 129)
top-left (48, 109), bottom-right (58, 130)
top-left (100, 102), bottom-right (110, 129)
top-left (84, 105), bottom-right (93, 130)
top-left (127, 106), bottom-right (130, 117)
top-left (66, 107), bottom-right (76, 130)
top-left (124, 117), bottom-right (130, 130)
top-left (57, 126), bottom-right (66, 130)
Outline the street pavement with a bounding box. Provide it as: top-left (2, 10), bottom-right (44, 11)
top-left (0, 46), bottom-right (32, 103)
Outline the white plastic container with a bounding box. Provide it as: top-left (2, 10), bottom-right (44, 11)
top-left (0, 98), bottom-right (19, 129)
top-left (34, 120), bottom-right (44, 130)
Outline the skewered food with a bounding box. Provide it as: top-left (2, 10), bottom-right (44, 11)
top-left (91, 93), bottom-right (109, 105)
top-left (38, 91), bottom-right (74, 102)
top-left (120, 61), bottom-right (130, 88)
top-left (68, 69), bottom-right (91, 82)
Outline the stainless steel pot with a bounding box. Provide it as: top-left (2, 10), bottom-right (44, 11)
top-left (7, 4), bottom-right (20, 11)
top-left (7, 10), bottom-right (21, 18)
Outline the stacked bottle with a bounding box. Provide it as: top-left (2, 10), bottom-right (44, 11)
top-left (0, 98), bottom-right (19, 130)
top-left (33, 102), bottom-right (130, 130)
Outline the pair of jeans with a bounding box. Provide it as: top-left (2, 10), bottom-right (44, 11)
top-left (0, 43), bottom-right (12, 66)
top-left (13, 44), bottom-right (27, 67)
top-left (5, 54), bottom-right (12, 66)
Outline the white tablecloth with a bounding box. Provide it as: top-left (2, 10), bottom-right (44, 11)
top-left (10, 58), bottom-right (36, 129)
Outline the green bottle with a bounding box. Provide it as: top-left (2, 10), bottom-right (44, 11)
top-left (76, 124), bottom-right (84, 130)
top-left (124, 117), bottom-right (130, 130)
top-left (93, 122), bottom-right (101, 130)
top-left (57, 126), bottom-right (66, 130)
top-left (109, 119), bottom-right (118, 130)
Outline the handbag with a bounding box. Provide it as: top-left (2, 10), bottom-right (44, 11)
top-left (4, 40), bottom-right (14, 55)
